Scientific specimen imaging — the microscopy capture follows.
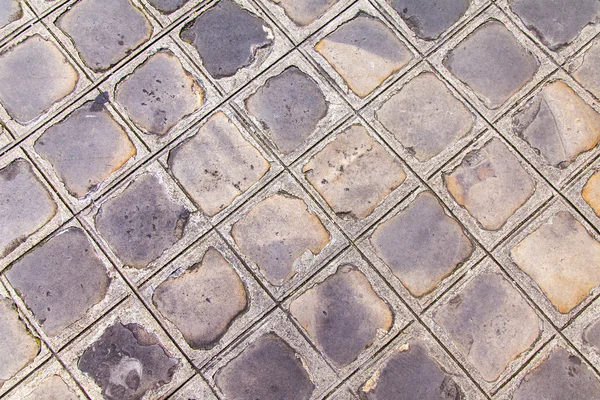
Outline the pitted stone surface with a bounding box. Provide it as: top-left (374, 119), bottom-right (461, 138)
top-left (572, 41), bottom-right (600, 98)
top-left (371, 192), bottom-right (473, 297)
top-left (316, 14), bottom-right (412, 97)
top-left (116, 50), bottom-right (205, 135)
top-left (168, 112), bottom-right (269, 216)
top-left (271, 0), bottom-right (339, 26)
top-left (445, 21), bottom-right (539, 109)
top-left (232, 193), bottom-right (330, 286)
top-left (95, 173), bottom-right (189, 268)
top-left (510, 0), bottom-right (600, 50)
top-left (215, 333), bottom-right (315, 400)
top-left (513, 81), bottom-right (600, 168)
top-left (583, 170), bottom-right (600, 216)
top-left (78, 322), bottom-right (178, 400)
top-left (6, 227), bottom-right (110, 337)
top-left (153, 248), bottom-right (248, 349)
top-left (303, 124), bottom-right (406, 219)
top-left (510, 211), bottom-right (600, 314)
top-left (22, 375), bottom-right (79, 400)
top-left (0, 159), bottom-right (57, 257)
top-left (389, 0), bottom-right (469, 40)
top-left (147, 0), bottom-right (189, 13)
top-left (57, 0), bottom-right (153, 72)
top-left (359, 343), bottom-right (464, 400)
top-left (0, 35), bottom-right (78, 123)
top-left (584, 319), bottom-right (600, 351)
top-left (246, 66), bottom-right (328, 154)
top-left (0, 0), bottom-right (21, 29)
top-left (34, 101), bottom-right (136, 198)
top-left (434, 272), bottom-right (540, 382)
top-left (444, 138), bottom-right (535, 231)
top-left (290, 265), bottom-right (393, 366)
top-left (376, 72), bottom-right (474, 161)
top-left (180, 0), bottom-right (272, 79)
top-left (0, 299), bottom-right (40, 386)
top-left (512, 348), bottom-right (600, 400)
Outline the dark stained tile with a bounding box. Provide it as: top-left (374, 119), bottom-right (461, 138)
top-left (6, 227), bottom-right (110, 337)
top-left (215, 333), bottom-right (315, 400)
top-left (78, 322), bottom-right (178, 400)
top-left (180, 0), bottom-right (272, 79)
top-left (95, 173), bottom-right (189, 268)
top-left (245, 66), bottom-right (327, 154)
top-left (389, 0), bottom-right (470, 40)
top-left (584, 319), bottom-right (600, 351)
top-left (271, 0), bottom-right (339, 26)
top-left (445, 21), bottom-right (538, 109)
top-left (290, 265), bottom-right (393, 366)
top-left (147, 0), bottom-right (189, 13)
top-left (371, 192), bottom-right (473, 297)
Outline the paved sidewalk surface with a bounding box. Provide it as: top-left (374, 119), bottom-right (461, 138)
top-left (1, 0), bottom-right (600, 399)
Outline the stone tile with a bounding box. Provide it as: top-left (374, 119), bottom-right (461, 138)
top-left (434, 271), bottom-right (540, 382)
top-left (231, 193), bottom-right (331, 286)
top-left (0, 0), bottom-right (22, 29)
top-left (0, 298), bottom-right (40, 387)
top-left (116, 50), bottom-right (205, 135)
top-left (0, 35), bottom-right (78, 124)
top-left (371, 192), bottom-right (473, 298)
top-left (34, 101), bottom-right (136, 198)
top-left (6, 227), bottom-right (110, 338)
top-left (571, 40), bottom-right (600, 98)
top-left (245, 66), bottom-right (327, 155)
top-left (215, 333), bottom-right (316, 400)
top-left (315, 14), bottom-right (412, 98)
top-left (512, 80), bottom-right (600, 168)
top-left (584, 319), bottom-right (600, 351)
top-left (388, 0), bottom-right (470, 40)
top-left (510, 211), bottom-right (600, 314)
top-left (180, 0), bottom-right (273, 79)
top-left (78, 322), bottom-right (179, 400)
top-left (510, 0), bottom-right (599, 51)
top-left (153, 248), bottom-right (247, 350)
top-left (290, 265), bottom-right (393, 367)
top-left (444, 138), bottom-right (535, 231)
top-left (375, 72), bottom-right (474, 162)
top-left (56, 0), bottom-right (153, 72)
top-left (269, 0), bottom-right (339, 26)
top-left (358, 343), bottom-right (465, 399)
top-left (168, 111), bottom-right (270, 216)
top-left (95, 173), bottom-right (189, 269)
top-left (303, 124), bottom-right (406, 220)
top-left (511, 347), bottom-right (600, 400)
top-left (21, 375), bottom-right (79, 400)
top-left (0, 158), bottom-right (57, 257)
top-left (444, 20), bottom-right (539, 109)
top-left (147, 0), bottom-right (189, 14)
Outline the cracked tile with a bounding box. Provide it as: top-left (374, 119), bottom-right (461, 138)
top-left (303, 124), bottom-right (406, 220)
top-left (388, 0), bottom-right (469, 40)
top-left (0, 0), bottom-right (21, 29)
top-left (571, 41), bottom-right (600, 98)
top-left (583, 170), bottom-right (600, 217)
top-left (22, 375), bottom-right (79, 400)
top-left (270, 0), bottom-right (339, 26)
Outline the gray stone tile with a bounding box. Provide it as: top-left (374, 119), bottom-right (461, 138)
top-left (0, 0), bottom-right (22, 29)
top-left (584, 319), bottom-right (600, 351)
top-left (146, 0), bottom-right (189, 14)
top-left (269, 0), bottom-right (339, 26)
top-left (56, 0), bottom-right (153, 72)
top-left (388, 0), bottom-right (470, 40)
top-left (570, 39), bottom-right (600, 99)
top-left (21, 375), bottom-right (79, 400)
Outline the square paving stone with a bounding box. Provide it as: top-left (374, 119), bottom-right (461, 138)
top-left (269, 0), bottom-right (340, 26)
top-left (570, 40), bottom-right (600, 99)
top-left (168, 111), bottom-right (270, 217)
top-left (180, 0), bottom-right (273, 79)
top-left (510, 347), bottom-right (600, 400)
top-left (388, 0), bottom-right (470, 40)
top-left (34, 101), bottom-right (137, 198)
top-left (433, 270), bottom-right (541, 382)
top-left (375, 72), bottom-right (474, 162)
top-left (214, 332), bottom-right (316, 400)
top-left (444, 20), bottom-right (539, 109)
top-left (512, 80), bottom-right (600, 168)
top-left (19, 375), bottom-right (79, 400)
top-left (231, 192), bottom-right (331, 286)
top-left (370, 191), bottom-right (473, 298)
top-left (444, 138), bottom-right (536, 231)
top-left (510, 211), bottom-right (600, 314)
top-left (0, 158), bottom-right (57, 258)
top-left (116, 50), bottom-right (205, 135)
top-left (95, 173), bottom-right (190, 269)
top-left (509, 0), bottom-right (600, 51)
top-left (303, 124), bottom-right (406, 220)
top-left (245, 66), bottom-right (328, 155)
top-left (0, 0), bottom-right (22, 29)
top-left (315, 13), bottom-right (413, 98)
top-left (56, 0), bottom-right (153, 72)
top-left (583, 169), bottom-right (600, 217)
top-left (6, 227), bottom-right (110, 338)
top-left (290, 264), bottom-right (393, 367)
top-left (0, 35), bottom-right (78, 124)
top-left (146, 0), bottom-right (188, 14)
top-left (0, 298), bottom-right (40, 388)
